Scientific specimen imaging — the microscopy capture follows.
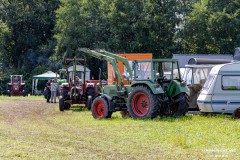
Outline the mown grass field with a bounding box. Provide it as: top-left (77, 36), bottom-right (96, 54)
top-left (0, 96), bottom-right (239, 160)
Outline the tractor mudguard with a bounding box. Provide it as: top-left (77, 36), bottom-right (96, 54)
top-left (101, 94), bottom-right (115, 112)
top-left (131, 81), bottom-right (164, 94)
top-left (167, 80), bottom-right (190, 97)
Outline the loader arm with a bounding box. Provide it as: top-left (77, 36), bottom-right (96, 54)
top-left (98, 49), bottom-right (133, 81)
top-left (78, 48), bottom-right (124, 87)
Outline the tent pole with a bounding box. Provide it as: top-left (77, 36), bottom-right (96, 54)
top-left (32, 79), bottom-right (34, 95)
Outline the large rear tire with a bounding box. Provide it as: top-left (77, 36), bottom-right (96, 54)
top-left (59, 98), bottom-right (64, 111)
top-left (127, 86), bottom-right (159, 118)
top-left (172, 93), bottom-right (188, 116)
top-left (232, 108), bottom-right (240, 119)
top-left (91, 97), bottom-right (112, 119)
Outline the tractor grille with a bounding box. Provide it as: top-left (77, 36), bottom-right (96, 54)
top-left (13, 84), bottom-right (19, 90)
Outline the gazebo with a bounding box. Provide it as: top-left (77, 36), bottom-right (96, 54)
top-left (32, 71), bottom-right (59, 95)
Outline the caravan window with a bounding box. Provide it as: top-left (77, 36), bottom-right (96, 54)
top-left (222, 76), bottom-right (240, 90)
top-left (202, 75), bottom-right (215, 90)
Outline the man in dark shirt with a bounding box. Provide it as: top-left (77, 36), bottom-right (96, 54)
top-left (45, 79), bottom-right (51, 103)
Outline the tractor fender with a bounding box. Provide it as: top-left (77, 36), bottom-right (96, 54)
top-left (101, 94), bottom-right (115, 111)
top-left (131, 81), bottom-right (164, 94)
top-left (168, 80), bottom-right (190, 97)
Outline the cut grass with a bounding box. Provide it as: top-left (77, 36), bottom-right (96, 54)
top-left (0, 96), bottom-right (239, 159)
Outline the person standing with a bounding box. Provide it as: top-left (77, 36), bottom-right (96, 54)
top-left (50, 78), bottom-right (59, 103)
top-left (45, 79), bottom-right (51, 103)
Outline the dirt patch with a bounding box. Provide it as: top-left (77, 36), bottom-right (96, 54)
top-left (0, 97), bottom-right (59, 122)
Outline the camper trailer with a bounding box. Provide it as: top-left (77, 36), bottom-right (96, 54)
top-left (197, 61), bottom-right (240, 118)
top-left (182, 58), bottom-right (232, 110)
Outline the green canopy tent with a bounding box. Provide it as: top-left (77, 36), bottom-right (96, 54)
top-left (32, 71), bottom-right (59, 95)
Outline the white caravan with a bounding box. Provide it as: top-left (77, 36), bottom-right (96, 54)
top-left (197, 61), bottom-right (240, 118)
top-left (182, 58), bottom-right (232, 110)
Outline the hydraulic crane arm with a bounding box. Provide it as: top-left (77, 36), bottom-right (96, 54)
top-left (98, 49), bottom-right (133, 80)
top-left (78, 48), bottom-right (124, 86)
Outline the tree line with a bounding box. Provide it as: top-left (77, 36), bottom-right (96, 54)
top-left (0, 0), bottom-right (239, 89)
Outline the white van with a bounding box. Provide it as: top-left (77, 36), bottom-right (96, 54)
top-left (197, 61), bottom-right (240, 118)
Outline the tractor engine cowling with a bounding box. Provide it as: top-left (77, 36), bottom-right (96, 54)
top-left (71, 86), bottom-right (83, 100)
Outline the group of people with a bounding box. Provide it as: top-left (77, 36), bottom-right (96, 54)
top-left (45, 76), bottom-right (83, 103)
top-left (45, 78), bottom-right (59, 103)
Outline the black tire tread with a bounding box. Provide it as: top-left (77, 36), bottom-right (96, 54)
top-left (91, 97), bottom-right (112, 119)
top-left (127, 85), bottom-right (159, 118)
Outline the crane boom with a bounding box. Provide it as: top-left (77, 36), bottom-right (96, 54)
top-left (98, 49), bottom-right (133, 80)
top-left (78, 48), bottom-right (124, 86)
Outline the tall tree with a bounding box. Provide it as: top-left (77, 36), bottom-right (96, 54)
top-left (0, 0), bottom-right (60, 71)
top-left (180, 0), bottom-right (240, 54)
top-left (109, 0), bottom-right (150, 53)
top-left (54, 0), bottom-right (113, 78)
top-left (109, 0), bottom-right (181, 58)
top-left (0, 19), bottom-right (9, 72)
top-left (148, 0), bottom-right (182, 57)
top-left (55, 0), bottom-right (113, 57)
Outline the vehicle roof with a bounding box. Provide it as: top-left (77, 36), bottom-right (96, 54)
top-left (209, 61), bottom-right (240, 75)
top-left (184, 64), bottom-right (215, 68)
top-left (134, 59), bottom-right (178, 62)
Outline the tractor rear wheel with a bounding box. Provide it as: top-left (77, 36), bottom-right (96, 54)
top-left (172, 93), bottom-right (188, 116)
top-left (91, 97), bottom-right (112, 119)
top-left (127, 86), bottom-right (159, 118)
top-left (232, 108), bottom-right (240, 119)
top-left (59, 98), bottom-right (65, 111)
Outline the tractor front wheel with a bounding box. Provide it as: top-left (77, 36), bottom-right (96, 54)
top-left (127, 86), bottom-right (159, 119)
top-left (91, 97), bottom-right (112, 119)
top-left (59, 98), bottom-right (71, 111)
top-left (86, 96), bottom-right (92, 110)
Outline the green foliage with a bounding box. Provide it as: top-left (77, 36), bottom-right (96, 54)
top-left (0, 0), bottom-right (60, 70)
top-left (55, 0), bottom-right (182, 59)
top-left (0, 0), bottom-right (240, 87)
top-left (54, 0), bottom-right (113, 58)
top-left (0, 19), bottom-right (9, 54)
top-left (179, 0), bottom-right (240, 54)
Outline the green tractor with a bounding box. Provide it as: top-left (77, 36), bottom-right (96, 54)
top-left (79, 48), bottom-right (189, 119)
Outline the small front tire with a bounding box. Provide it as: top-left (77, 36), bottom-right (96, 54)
top-left (86, 96), bottom-right (92, 110)
top-left (91, 97), bottom-right (112, 119)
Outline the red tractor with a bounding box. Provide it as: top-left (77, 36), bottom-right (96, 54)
top-left (59, 58), bottom-right (101, 111)
top-left (6, 75), bottom-right (27, 96)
